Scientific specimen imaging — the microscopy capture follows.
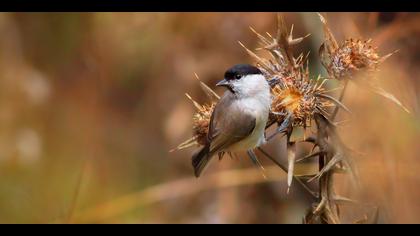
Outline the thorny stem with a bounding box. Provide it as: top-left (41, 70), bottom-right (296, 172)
top-left (318, 150), bottom-right (327, 223)
top-left (313, 114), bottom-right (333, 223)
top-left (331, 80), bottom-right (349, 119)
top-left (257, 147), bottom-right (318, 199)
top-left (313, 80), bottom-right (349, 224)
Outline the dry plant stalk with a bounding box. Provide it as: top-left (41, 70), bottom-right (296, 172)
top-left (174, 13), bottom-right (408, 224)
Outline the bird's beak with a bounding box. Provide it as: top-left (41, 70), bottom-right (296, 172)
top-left (216, 78), bottom-right (230, 87)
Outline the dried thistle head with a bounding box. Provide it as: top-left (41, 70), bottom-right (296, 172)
top-left (318, 13), bottom-right (409, 113)
top-left (320, 38), bottom-right (393, 80)
top-left (191, 101), bottom-right (215, 145)
top-left (271, 77), bottom-right (332, 128)
top-left (318, 13), bottom-right (396, 81)
top-left (170, 76), bottom-right (219, 152)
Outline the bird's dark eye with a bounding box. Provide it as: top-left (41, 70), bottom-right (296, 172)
top-left (235, 74), bottom-right (241, 79)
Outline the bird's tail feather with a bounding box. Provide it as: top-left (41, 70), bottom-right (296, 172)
top-left (192, 145), bottom-right (212, 177)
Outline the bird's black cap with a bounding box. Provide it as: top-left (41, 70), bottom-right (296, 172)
top-left (224, 64), bottom-right (262, 81)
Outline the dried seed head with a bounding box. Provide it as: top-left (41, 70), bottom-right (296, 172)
top-left (317, 13), bottom-right (409, 113)
top-left (271, 77), bottom-right (332, 128)
top-left (192, 102), bottom-right (215, 145)
top-left (171, 78), bottom-right (218, 152)
top-left (323, 38), bottom-right (386, 79)
top-left (317, 14), bottom-right (396, 81)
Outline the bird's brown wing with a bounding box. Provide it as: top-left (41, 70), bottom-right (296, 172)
top-left (207, 93), bottom-right (256, 154)
top-left (191, 92), bottom-right (256, 177)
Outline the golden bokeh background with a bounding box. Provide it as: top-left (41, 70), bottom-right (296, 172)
top-left (0, 12), bottom-right (418, 223)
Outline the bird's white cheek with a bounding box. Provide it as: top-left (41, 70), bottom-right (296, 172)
top-left (237, 75), bottom-right (269, 97)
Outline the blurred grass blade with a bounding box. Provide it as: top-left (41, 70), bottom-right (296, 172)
top-left (370, 85), bottom-right (410, 113)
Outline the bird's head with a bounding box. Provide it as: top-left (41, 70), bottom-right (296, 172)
top-left (217, 64), bottom-right (268, 98)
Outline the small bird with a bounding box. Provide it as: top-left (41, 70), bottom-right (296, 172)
top-left (192, 64), bottom-right (271, 177)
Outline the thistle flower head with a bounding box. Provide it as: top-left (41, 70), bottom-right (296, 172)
top-left (171, 76), bottom-right (219, 152)
top-left (318, 13), bottom-right (395, 81)
top-left (318, 13), bottom-right (409, 113)
top-left (321, 38), bottom-right (392, 80)
top-left (191, 101), bottom-right (215, 145)
top-left (271, 77), bottom-right (331, 128)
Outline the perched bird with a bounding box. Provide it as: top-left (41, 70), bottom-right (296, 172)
top-left (192, 64), bottom-right (271, 177)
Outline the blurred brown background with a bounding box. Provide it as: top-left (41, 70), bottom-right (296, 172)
top-left (0, 12), bottom-right (418, 223)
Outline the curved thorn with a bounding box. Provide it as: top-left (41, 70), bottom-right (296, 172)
top-left (308, 154), bottom-right (342, 182)
top-left (296, 151), bottom-right (322, 163)
top-left (247, 150), bottom-right (267, 179)
top-left (315, 93), bottom-right (351, 114)
top-left (332, 195), bottom-right (358, 205)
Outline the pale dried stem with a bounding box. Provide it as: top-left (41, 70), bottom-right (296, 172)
top-left (257, 147), bottom-right (318, 198)
top-left (68, 165), bottom-right (298, 223)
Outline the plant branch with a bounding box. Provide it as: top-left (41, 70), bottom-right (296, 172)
top-left (257, 147), bottom-right (318, 199)
top-left (331, 80), bottom-right (349, 119)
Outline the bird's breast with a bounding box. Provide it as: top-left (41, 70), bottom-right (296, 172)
top-left (228, 97), bottom-right (269, 151)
